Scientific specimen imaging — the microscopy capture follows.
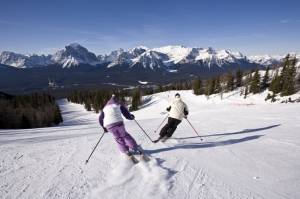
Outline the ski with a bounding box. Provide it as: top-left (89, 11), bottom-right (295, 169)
top-left (137, 153), bottom-right (151, 162)
top-left (136, 147), bottom-right (151, 162)
top-left (153, 136), bottom-right (169, 143)
top-left (161, 136), bottom-right (170, 143)
top-left (128, 155), bottom-right (139, 164)
top-left (153, 139), bottom-right (160, 143)
top-left (128, 154), bottom-right (150, 164)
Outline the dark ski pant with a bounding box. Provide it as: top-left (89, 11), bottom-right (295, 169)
top-left (159, 117), bottom-right (181, 138)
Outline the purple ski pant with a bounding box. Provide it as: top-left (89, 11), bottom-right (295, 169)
top-left (108, 124), bottom-right (138, 153)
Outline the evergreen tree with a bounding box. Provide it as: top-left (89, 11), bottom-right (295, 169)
top-left (269, 71), bottom-right (282, 94)
top-left (54, 105), bottom-right (63, 125)
top-left (250, 69), bottom-right (260, 94)
top-left (215, 76), bottom-right (221, 93)
top-left (261, 66), bottom-right (270, 90)
top-left (226, 72), bottom-right (234, 91)
top-left (243, 72), bottom-right (252, 98)
top-left (84, 100), bottom-right (92, 111)
top-left (131, 88), bottom-right (141, 111)
top-left (235, 69), bottom-right (243, 88)
top-left (205, 79), bottom-right (215, 96)
top-left (21, 115), bottom-right (31, 129)
top-left (0, 92), bottom-right (63, 129)
top-left (281, 56), bottom-right (297, 96)
top-left (244, 85), bottom-right (248, 99)
top-left (192, 78), bottom-right (202, 95)
top-left (158, 85), bottom-right (163, 93)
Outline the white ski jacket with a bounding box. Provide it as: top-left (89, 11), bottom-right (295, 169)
top-left (102, 103), bottom-right (123, 127)
top-left (168, 97), bottom-right (188, 121)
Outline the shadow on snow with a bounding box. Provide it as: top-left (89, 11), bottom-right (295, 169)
top-left (174, 124), bottom-right (281, 140)
top-left (146, 135), bottom-right (264, 155)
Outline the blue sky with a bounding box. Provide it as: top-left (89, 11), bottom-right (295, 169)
top-left (0, 0), bottom-right (299, 55)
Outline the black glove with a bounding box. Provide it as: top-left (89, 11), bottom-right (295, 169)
top-left (103, 128), bottom-right (108, 133)
top-left (184, 109), bottom-right (189, 116)
top-left (130, 114), bottom-right (135, 120)
top-left (184, 115), bottom-right (188, 119)
top-left (166, 106), bottom-right (171, 112)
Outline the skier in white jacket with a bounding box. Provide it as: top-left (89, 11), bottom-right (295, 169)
top-left (154, 93), bottom-right (189, 143)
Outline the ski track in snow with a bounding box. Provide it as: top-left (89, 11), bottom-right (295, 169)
top-left (1, 90), bottom-right (300, 199)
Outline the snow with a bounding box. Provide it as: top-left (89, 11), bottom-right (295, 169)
top-left (0, 51), bottom-right (28, 68)
top-left (153, 45), bottom-right (192, 64)
top-left (1, 91), bottom-right (300, 199)
top-left (167, 69), bottom-right (178, 73)
top-left (131, 51), bottom-right (168, 69)
top-left (194, 48), bottom-right (245, 67)
top-left (248, 55), bottom-right (283, 66)
top-left (138, 81), bottom-right (148, 85)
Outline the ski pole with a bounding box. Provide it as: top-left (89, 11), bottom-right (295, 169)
top-left (154, 115), bottom-right (168, 133)
top-left (85, 131), bottom-right (106, 164)
top-left (185, 118), bottom-right (203, 141)
top-left (134, 119), bottom-right (154, 142)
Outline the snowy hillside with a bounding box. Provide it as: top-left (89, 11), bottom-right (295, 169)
top-left (1, 90), bottom-right (300, 199)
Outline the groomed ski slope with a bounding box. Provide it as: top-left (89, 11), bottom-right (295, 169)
top-left (1, 90), bottom-right (300, 199)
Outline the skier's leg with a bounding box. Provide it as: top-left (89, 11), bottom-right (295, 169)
top-left (109, 126), bottom-right (129, 153)
top-left (118, 125), bottom-right (138, 151)
top-left (166, 119), bottom-right (181, 137)
top-left (159, 118), bottom-right (172, 138)
top-left (153, 118), bottom-right (173, 143)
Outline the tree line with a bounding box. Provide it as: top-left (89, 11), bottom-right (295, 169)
top-left (0, 92), bottom-right (63, 129)
top-left (191, 54), bottom-right (298, 101)
top-left (67, 89), bottom-right (128, 113)
top-left (68, 54), bottom-right (298, 112)
top-left (67, 88), bottom-right (144, 112)
top-left (267, 54), bottom-right (298, 101)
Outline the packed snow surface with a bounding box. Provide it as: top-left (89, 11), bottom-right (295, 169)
top-left (1, 90), bottom-right (300, 199)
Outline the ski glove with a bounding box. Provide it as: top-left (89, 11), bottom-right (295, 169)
top-left (166, 106), bottom-right (171, 112)
top-left (184, 109), bottom-right (189, 116)
top-left (130, 114), bottom-right (135, 120)
top-left (103, 127), bottom-right (108, 133)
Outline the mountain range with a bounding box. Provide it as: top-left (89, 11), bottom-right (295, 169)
top-left (0, 43), bottom-right (290, 93)
top-left (0, 43), bottom-right (283, 69)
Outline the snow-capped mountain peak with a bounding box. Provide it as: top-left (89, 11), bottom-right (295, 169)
top-left (68, 43), bottom-right (83, 49)
top-left (248, 55), bottom-right (282, 66)
top-left (131, 50), bottom-right (169, 69)
top-left (102, 47), bottom-right (148, 68)
top-left (153, 45), bottom-right (193, 64)
top-left (0, 43), bottom-right (292, 69)
top-left (0, 51), bottom-right (52, 68)
top-left (0, 51), bottom-right (27, 68)
top-left (51, 43), bottom-right (99, 68)
top-left (129, 46), bottom-right (148, 57)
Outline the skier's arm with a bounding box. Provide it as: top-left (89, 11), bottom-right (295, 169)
top-left (184, 104), bottom-right (189, 116)
top-left (120, 105), bottom-right (135, 120)
top-left (99, 112), bottom-right (108, 132)
top-left (99, 112), bottom-right (104, 127)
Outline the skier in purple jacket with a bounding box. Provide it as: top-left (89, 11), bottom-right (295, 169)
top-left (99, 95), bottom-right (142, 157)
